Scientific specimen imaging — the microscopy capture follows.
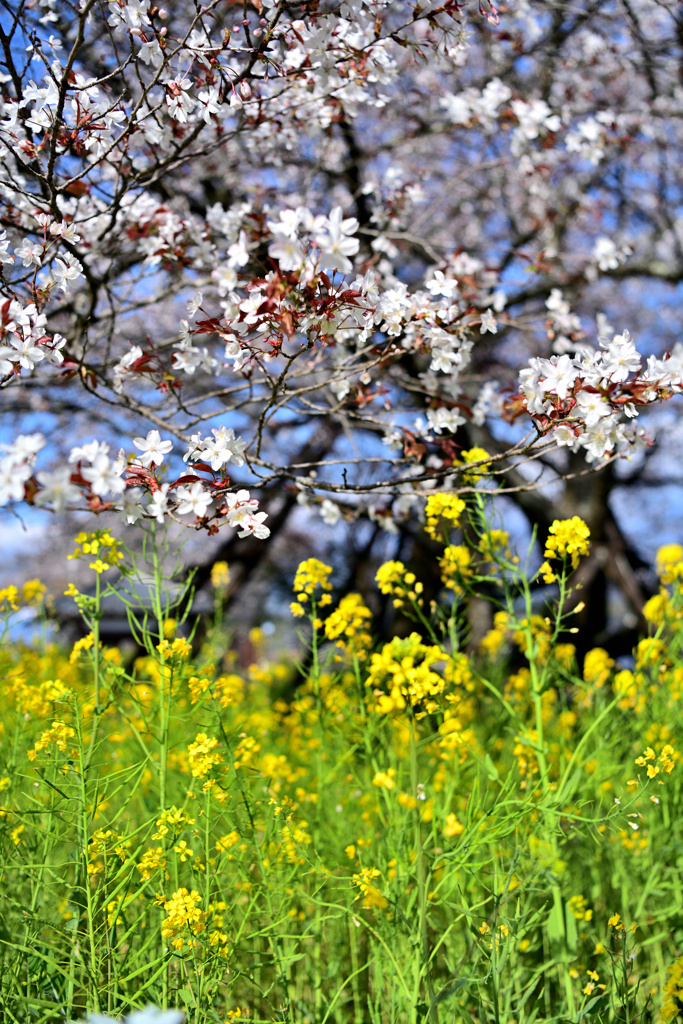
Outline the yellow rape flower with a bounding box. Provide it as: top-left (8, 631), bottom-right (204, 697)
top-left (161, 888), bottom-right (206, 952)
top-left (513, 615), bottom-right (552, 663)
top-left (21, 579), bottom-right (47, 606)
top-left (635, 636), bottom-right (667, 671)
top-left (137, 847), bottom-right (167, 881)
top-left (216, 832), bottom-right (239, 854)
top-left (661, 954), bottom-right (683, 1023)
top-left (152, 806), bottom-right (196, 840)
top-left (216, 673), bottom-right (245, 708)
top-left (424, 493), bottom-right (466, 541)
top-left (70, 530), bottom-right (124, 573)
top-left (173, 840), bottom-right (194, 862)
top-left (324, 593), bottom-right (373, 658)
top-left (187, 733), bottom-right (223, 778)
top-left (655, 544), bottom-right (683, 585)
top-left (352, 867), bottom-right (388, 911)
top-left (538, 560), bottom-right (557, 584)
top-left (211, 561), bottom-right (230, 589)
top-left (0, 586), bottom-right (20, 611)
top-left (479, 614), bottom-right (510, 658)
top-left (444, 813), bottom-right (464, 838)
top-left (397, 792), bottom-right (418, 810)
top-left (375, 561), bottom-right (423, 609)
top-left (459, 447), bottom-right (492, 482)
top-left (554, 643), bottom-right (576, 669)
top-left (544, 516), bottom-right (590, 570)
top-left (372, 770), bottom-right (396, 790)
top-left (27, 721), bottom-right (76, 762)
top-left (568, 894), bottom-right (593, 922)
top-left (479, 528), bottom-right (513, 565)
top-left (643, 591), bottom-right (671, 626)
top-left (635, 743), bottom-right (676, 779)
top-left (438, 544), bottom-right (473, 594)
top-left (70, 633), bottom-right (95, 664)
top-left (89, 828), bottom-right (122, 856)
top-left (292, 558), bottom-right (333, 599)
top-left (188, 675), bottom-right (212, 704)
top-left (156, 637), bottom-right (192, 661)
top-left (367, 633), bottom-right (446, 716)
top-left (583, 647), bottom-right (614, 688)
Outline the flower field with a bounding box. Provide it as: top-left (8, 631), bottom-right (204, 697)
top-left (1, 501), bottom-right (683, 1024)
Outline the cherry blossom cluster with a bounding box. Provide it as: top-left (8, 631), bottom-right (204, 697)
top-left (0, 0), bottom-right (681, 538)
top-left (0, 298), bottom-right (66, 379)
top-left (0, 429), bottom-right (268, 539)
top-left (518, 332), bottom-right (683, 462)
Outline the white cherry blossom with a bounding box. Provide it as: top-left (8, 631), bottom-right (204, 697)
top-left (314, 207), bottom-right (359, 274)
top-left (69, 440), bottom-right (110, 464)
top-left (0, 459), bottom-right (31, 504)
top-left (118, 486), bottom-right (144, 524)
top-left (1, 433), bottom-right (46, 463)
top-left (174, 480), bottom-right (213, 518)
top-left (133, 430), bottom-right (173, 468)
top-left (34, 467), bottom-right (82, 512)
top-left (82, 453), bottom-right (126, 496)
top-left (147, 483), bottom-right (171, 523)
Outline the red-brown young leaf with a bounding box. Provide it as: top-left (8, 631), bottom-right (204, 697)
top-left (432, 436), bottom-right (462, 462)
top-left (281, 310), bottom-right (295, 339)
top-left (336, 289), bottom-right (364, 306)
top-left (24, 477), bottom-right (38, 504)
top-left (129, 354), bottom-right (153, 371)
top-left (170, 472), bottom-right (209, 488)
top-left (193, 317), bottom-right (223, 334)
top-left (503, 392), bottom-right (530, 423)
top-left (402, 430), bottom-right (426, 461)
top-left (126, 465), bottom-right (155, 485)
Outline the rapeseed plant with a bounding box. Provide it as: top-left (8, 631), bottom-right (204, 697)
top-left (0, 505), bottom-right (682, 1023)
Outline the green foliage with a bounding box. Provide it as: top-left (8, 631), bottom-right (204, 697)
top-left (0, 505), bottom-right (682, 1024)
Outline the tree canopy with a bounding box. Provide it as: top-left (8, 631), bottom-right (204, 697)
top-left (1, 0), bottom-right (683, 640)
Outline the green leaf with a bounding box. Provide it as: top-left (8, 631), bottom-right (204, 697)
top-left (546, 898), bottom-right (578, 960)
top-left (483, 753), bottom-right (500, 782)
top-left (576, 992), bottom-right (607, 1020)
top-left (177, 987), bottom-right (196, 1007)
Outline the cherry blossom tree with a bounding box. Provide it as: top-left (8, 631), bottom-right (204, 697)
top-left (1, 0), bottom-right (682, 643)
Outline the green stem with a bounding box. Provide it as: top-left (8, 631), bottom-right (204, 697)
top-left (82, 573), bottom-right (103, 776)
top-left (410, 716), bottom-right (439, 1024)
top-left (76, 707), bottom-right (100, 1011)
top-left (521, 575), bottom-right (576, 1021)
